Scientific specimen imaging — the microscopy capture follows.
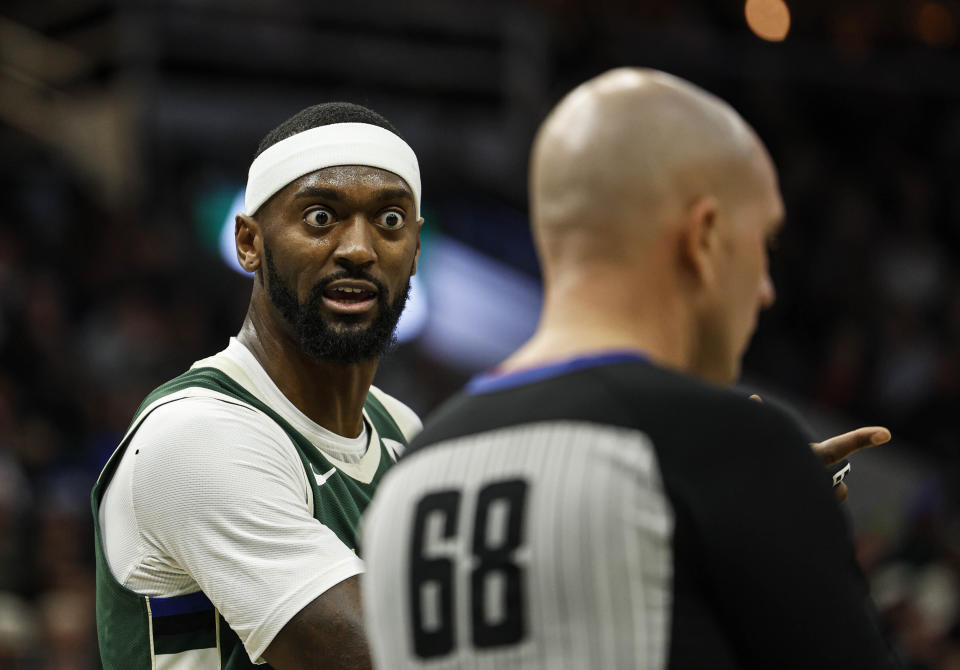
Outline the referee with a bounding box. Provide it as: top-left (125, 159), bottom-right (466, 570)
top-left (360, 69), bottom-right (901, 669)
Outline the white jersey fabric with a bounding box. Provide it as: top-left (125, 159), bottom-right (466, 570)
top-left (99, 338), bottom-right (421, 663)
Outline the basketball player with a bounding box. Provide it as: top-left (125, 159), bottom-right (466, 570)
top-left (361, 70), bottom-right (901, 669)
top-left (92, 103), bottom-right (423, 670)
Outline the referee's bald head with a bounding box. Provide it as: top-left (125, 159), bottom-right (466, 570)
top-left (531, 68), bottom-right (769, 259)
top-left (528, 68), bottom-right (784, 384)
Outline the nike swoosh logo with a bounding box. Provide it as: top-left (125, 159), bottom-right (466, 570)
top-left (311, 466), bottom-right (337, 486)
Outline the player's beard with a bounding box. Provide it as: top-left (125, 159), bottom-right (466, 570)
top-left (264, 247), bottom-right (411, 365)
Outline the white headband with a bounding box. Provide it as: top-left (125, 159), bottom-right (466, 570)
top-left (244, 122), bottom-right (421, 217)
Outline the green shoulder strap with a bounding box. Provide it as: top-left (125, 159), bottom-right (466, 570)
top-left (363, 391), bottom-right (406, 444)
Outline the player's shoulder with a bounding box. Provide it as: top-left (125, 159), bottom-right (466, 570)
top-left (121, 394), bottom-right (310, 507)
top-left (131, 394), bottom-right (291, 461)
top-left (367, 385), bottom-right (422, 442)
top-left (137, 390), bottom-right (257, 429)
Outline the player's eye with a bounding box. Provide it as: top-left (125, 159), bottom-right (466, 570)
top-left (305, 208), bottom-right (335, 227)
top-left (376, 210), bottom-right (406, 230)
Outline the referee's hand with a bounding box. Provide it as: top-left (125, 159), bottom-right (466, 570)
top-left (748, 394), bottom-right (892, 503)
top-left (809, 426), bottom-right (891, 502)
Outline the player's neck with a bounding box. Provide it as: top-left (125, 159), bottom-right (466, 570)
top-left (237, 314), bottom-right (376, 439)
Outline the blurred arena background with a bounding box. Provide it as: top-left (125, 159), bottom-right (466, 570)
top-left (0, 0), bottom-right (958, 667)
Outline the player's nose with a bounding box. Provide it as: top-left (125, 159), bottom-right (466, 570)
top-left (334, 216), bottom-right (377, 271)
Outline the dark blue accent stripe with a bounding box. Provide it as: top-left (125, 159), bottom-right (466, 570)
top-left (466, 351), bottom-right (649, 395)
top-left (150, 591), bottom-right (214, 617)
top-left (153, 610), bottom-right (216, 636)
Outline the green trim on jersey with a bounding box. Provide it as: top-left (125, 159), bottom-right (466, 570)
top-left (92, 366), bottom-right (406, 670)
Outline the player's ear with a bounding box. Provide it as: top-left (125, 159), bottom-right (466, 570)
top-left (410, 217), bottom-right (424, 276)
top-left (679, 195), bottom-right (719, 287)
top-left (236, 214), bottom-right (263, 275)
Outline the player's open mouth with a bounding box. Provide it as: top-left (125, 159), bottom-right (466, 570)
top-left (322, 281), bottom-right (378, 314)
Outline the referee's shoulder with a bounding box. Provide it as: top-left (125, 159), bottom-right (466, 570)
top-left (600, 362), bottom-right (811, 454)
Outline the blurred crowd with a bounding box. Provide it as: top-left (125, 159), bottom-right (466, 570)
top-left (749, 88), bottom-right (960, 465)
top-left (0, 151), bottom-right (247, 668)
top-left (0, 0), bottom-right (958, 668)
top-left (738, 75), bottom-right (960, 670)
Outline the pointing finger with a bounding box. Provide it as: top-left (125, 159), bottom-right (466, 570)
top-left (812, 426), bottom-right (891, 465)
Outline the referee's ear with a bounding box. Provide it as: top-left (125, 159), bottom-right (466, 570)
top-left (680, 195), bottom-right (720, 288)
top-left (236, 214), bottom-right (263, 276)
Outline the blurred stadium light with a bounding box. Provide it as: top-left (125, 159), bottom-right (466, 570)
top-left (216, 188), bottom-right (247, 275)
top-left (744, 0), bottom-right (791, 42)
top-left (416, 235), bottom-right (540, 371)
top-left (915, 2), bottom-right (958, 48)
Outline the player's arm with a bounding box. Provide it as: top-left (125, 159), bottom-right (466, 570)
top-left (672, 401), bottom-right (901, 669)
top-left (263, 577), bottom-right (371, 670)
top-left (131, 399), bottom-right (368, 668)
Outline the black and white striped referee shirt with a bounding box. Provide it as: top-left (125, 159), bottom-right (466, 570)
top-left (361, 353), bottom-right (900, 669)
